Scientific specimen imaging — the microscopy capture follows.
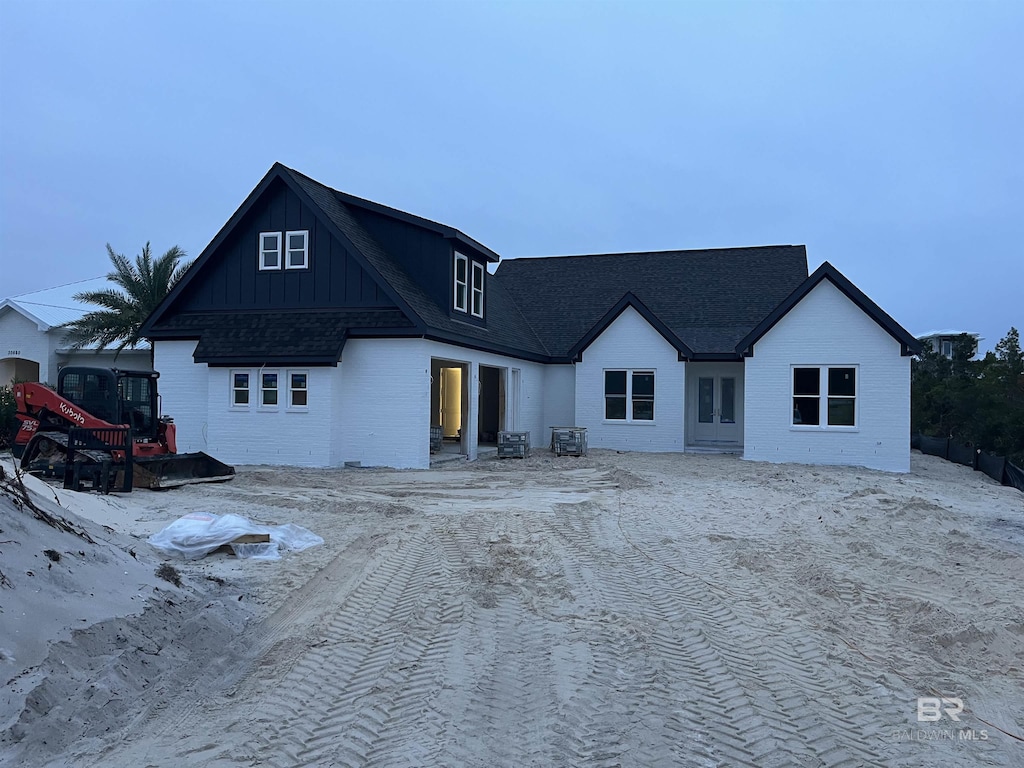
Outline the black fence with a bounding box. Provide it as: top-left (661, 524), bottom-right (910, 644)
top-left (914, 434), bottom-right (1024, 494)
top-left (65, 427), bottom-right (134, 493)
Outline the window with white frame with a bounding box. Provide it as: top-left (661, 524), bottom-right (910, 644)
top-left (605, 370), bottom-right (655, 421)
top-left (232, 371), bottom-right (250, 406)
top-left (453, 252), bottom-right (468, 312)
top-left (259, 232), bottom-right (282, 270)
top-left (261, 371), bottom-right (279, 407)
top-left (288, 371), bottom-right (308, 408)
top-left (792, 366), bottom-right (856, 427)
top-left (471, 261), bottom-right (485, 318)
top-left (285, 230), bottom-right (309, 269)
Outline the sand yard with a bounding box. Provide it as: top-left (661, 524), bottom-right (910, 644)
top-left (1, 449), bottom-right (1022, 767)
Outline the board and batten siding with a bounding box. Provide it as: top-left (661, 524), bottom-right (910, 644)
top-left (574, 306), bottom-right (685, 452)
top-left (153, 340), bottom-right (209, 455)
top-left (743, 279), bottom-right (911, 472)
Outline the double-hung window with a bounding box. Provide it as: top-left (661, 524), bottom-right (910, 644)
top-left (605, 370), bottom-right (655, 421)
top-left (792, 366), bottom-right (856, 427)
top-left (285, 230), bottom-right (308, 269)
top-left (232, 372), bottom-right (250, 406)
top-left (471, 261), bottom-right (485, 318)
top-left (288, 372), bottom-right (308, 408)
top-left (259, 233), bottom-right (282, 270)
top-left (453, 252), bottom-right (468, 312)
top-left (261, 372), bottom-right (279, 407)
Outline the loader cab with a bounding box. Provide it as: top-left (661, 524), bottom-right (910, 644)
top-left (57, 367), bottom-right (160, 440)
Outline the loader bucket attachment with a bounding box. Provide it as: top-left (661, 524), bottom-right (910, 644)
top-left (132, 452), bottom-right (235, 490)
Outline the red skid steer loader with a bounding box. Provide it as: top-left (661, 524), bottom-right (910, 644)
top-left (12, 366), bottom-right (234, 490)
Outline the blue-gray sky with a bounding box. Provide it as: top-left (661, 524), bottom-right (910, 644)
top-left (1, 0), bottom-right (1020, 351)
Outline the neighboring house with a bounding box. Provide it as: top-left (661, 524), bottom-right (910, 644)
top-left (916, 330), bottom-right (982, 359)
top-left (141, 163), bottom-right (921, 473)
top-left (0, 278), bottom-right (152, 387)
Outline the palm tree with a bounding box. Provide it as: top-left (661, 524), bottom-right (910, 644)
top-left (63, 243), bottom-right (193, 360)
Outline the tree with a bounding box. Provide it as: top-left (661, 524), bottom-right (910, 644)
top-left (63, 243), bottom-right (192, 359)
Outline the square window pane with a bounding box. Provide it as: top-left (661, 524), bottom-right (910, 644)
top-left (632, 399), bottom-right (654, 420)
top-left (828, 398), bottom-right (855, 426)
top-left (828, 368), bottom-right (856, 397)
top-left (263, 389), bottom-right (278, 406)
top-left (794, 368), bottom-right (820, 396)
top-left (793, 397), bottom-right (819, 425)
top-left (605, 370), bottom-right (627, 395)
top-left (288, 251), bottom-right (305, 267)
top-left (288, 233), bottom-right (305, 249)
top-left (605, 396), bottom-right (626, 420)
top-left (632, 372), bottom-right (654, 397)
top-left (262, 234), bottom-right (280, 249)
top-left (291, 373), bottom-right (306, 389)
top-left (234, 390), bottom-right (249, 405)
top-left (234, 373), bottom-right (248, 388)
top-left (262, 253), bottom-right (279, 268)
top-left (263, 373), bottom-right (277, 389)
top-left (291, 390), bottom-right (307, 407)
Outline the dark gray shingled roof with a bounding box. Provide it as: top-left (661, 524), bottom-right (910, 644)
top-left (495, 247), bottom-right (809, 359)
top-left (150, 309), bottom-right (412, 365)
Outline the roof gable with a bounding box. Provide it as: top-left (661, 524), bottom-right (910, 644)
top-left (141, 164), bottom-right (422, 336)
top-left (735, 261), bottom-right (922, 357)
top-left (569, 292), bottom-right (695, 361)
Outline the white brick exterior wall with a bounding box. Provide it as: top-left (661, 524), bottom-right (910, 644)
top-left (542, 364), bottom-right (576, 444)
top-left (743, 280), bottom-right (912, 472)
top-left (574, 306), bottom-right (685, 452)
top-left (153, 340), bottom-right (209, 454)
top-left (206, 365), bottom-right (335, 467)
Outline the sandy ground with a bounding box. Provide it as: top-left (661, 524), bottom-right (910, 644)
top-left (1, 449), bottom-right (1022, 767)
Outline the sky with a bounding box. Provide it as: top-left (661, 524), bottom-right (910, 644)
top-left (1, 0), bottom-right (1020, 352)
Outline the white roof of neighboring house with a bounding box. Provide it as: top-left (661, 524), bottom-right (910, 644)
top-left (0, 277), bottom-right (150, 350)
top-left (916, 329), bottom-right (981, 339)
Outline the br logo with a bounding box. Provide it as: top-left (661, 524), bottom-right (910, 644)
top-left (917, 697), bottom-right (964, 722)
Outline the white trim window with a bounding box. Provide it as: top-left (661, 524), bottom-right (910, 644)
top-left (605, 369), bottom-right (655, 421)
top-left (261, 371), bottom-right (279, 407)
top-left (285, 230), bottom-right (309, 269)
top-left (288, 371), bottom-right (308, 408)
top-left (232, 371), bottom-right (250, 406)
top-left (453, 252), bottom-right (468, 312)
top-left (259, 232), bottom-right (282, 270)
top-left (792, 366), bottom-right (857, 427)
top-left (471, 261), bottom-right (485, 318)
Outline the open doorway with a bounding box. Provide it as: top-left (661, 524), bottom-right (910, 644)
top-left (478, 364), bottom-right (506, 445)
top-left (430, 358), bottom-right (469, 455)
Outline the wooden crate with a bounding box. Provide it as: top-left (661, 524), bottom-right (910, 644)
top-left (429, 425), bottom-right (443, 453)
top-left (497, 430), bottom-right (530, 458)
top-left (551, 427), bottom-right (587, 457)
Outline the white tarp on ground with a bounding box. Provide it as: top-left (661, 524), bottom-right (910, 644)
top-left (148, 512), bottom-right (324, 561)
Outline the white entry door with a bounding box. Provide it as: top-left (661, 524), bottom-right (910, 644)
top-left (692, 372), bottom-right (741, 444)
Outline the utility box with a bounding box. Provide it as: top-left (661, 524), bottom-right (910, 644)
top-left (551, 427), bottom-right (587, 457)
top-left (498, 430), bottom-right (530, 459)
top-left (429, 425), bottom-right (443, 453)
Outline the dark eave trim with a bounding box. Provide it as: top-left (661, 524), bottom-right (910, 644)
top-left (735, 261), bottom-right (923, 357)
top-left (690, 352), bottom-right (745, 362)
top-left (420, 330), bottom-right (554, 364)
top-left (203, 357), bottom-right (341, 368)
top-left (569, 292), bottom-right (696, 362)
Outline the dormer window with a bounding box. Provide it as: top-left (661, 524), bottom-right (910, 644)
top-left (259, 232), bottom-right (281, 270)
top-left (285, 230), bottom-right (308, 269)
top-left (454, 252), bottom-right (468, 312)
top-left (471, 261), bottom-right (484, 318)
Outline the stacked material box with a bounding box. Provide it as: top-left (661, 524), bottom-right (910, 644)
top-left (551, 427), bottom-right (588, 457)
top-left (498, 430), bottom-right (531, 459)
top-left (429, 426), bottom-right (443, 453)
